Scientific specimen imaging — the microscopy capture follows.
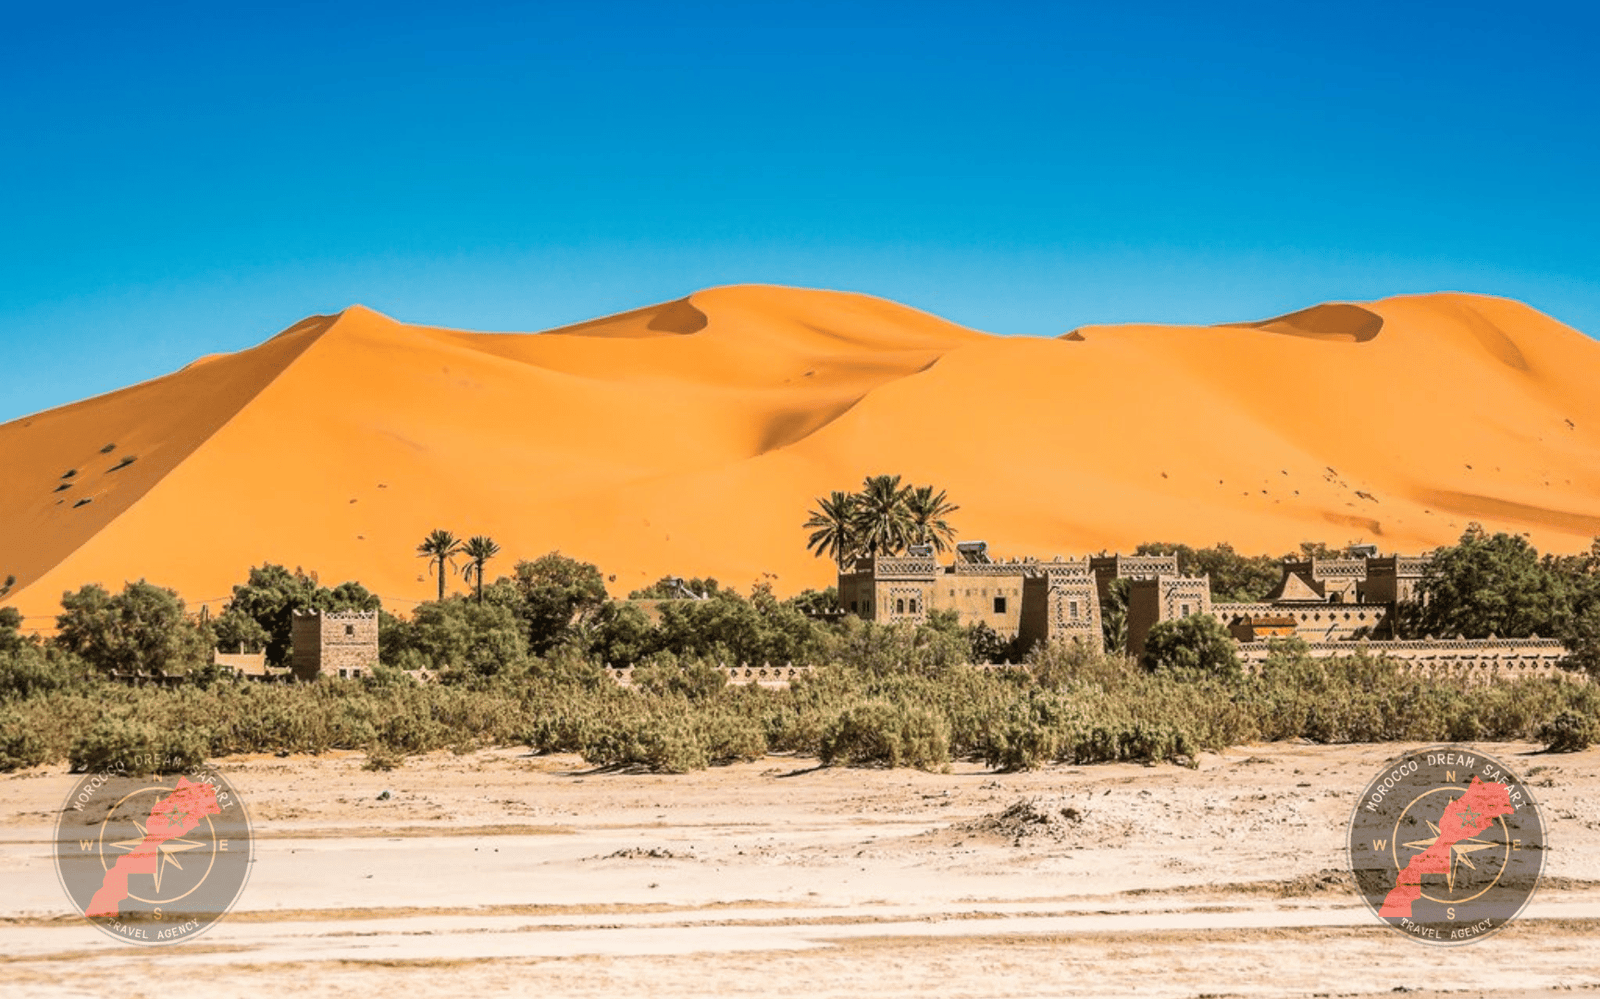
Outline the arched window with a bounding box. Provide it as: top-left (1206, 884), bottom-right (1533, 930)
top-left (896, 598), bottom-right (905, 614)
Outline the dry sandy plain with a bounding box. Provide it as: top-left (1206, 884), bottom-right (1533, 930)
top-left (4, 742), bottom-right (1600, 998)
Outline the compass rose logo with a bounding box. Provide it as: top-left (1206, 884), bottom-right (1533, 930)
top-left (1348, 746), bottom-right (1544, 945)
top-left (56, 761), bottom-right (252, 945)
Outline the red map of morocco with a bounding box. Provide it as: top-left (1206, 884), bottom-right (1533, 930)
top-left (1379, 776), bottom-right (1514, 917)
top-left (86, 777), bottom-right (220, 917)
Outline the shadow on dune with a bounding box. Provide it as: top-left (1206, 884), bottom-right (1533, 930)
top-left (1226, 303), bottom-right (1384, 343)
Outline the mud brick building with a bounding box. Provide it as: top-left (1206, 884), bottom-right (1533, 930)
top-left (843, 546), bottom-right (1574, 678)
top-left (290, 609), bottom-right (379, 680)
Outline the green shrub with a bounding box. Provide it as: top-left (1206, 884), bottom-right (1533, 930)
top-left (1141, 614), bottom-right (1241, 679)
top-left (1539, 710), bottom-right (1597, 753)
top-left (69, 717), bottom-right (208, 775)
top-left (819, 701), bottom-right (950, 770)
top-left (632, 656), bottom-right (727, 701)
top-left (699, 708), bottom-right (768, 764)
top-left (0, 708), bottom-right (47, 771)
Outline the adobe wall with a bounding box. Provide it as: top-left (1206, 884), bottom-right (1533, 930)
top-left (1211, 602), bottom-right (1386, 643)
top-left (931, 568), bottom-right (1029, 635)
top-left (1236, 638), bottom-right (1572, 684)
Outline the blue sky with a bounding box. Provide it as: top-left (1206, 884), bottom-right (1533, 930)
top-left (2, 1), bottom-right (1596, 422)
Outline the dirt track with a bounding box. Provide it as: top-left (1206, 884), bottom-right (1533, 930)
top-left (4, 741), bottom-right (1599, 998)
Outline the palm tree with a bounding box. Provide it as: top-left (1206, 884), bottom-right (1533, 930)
top-left (416, 529), bottom-right (463, 601)
top-left (804, 491), bottom-right (859, 570)
top-left (906, 485), bottom-right (960, 554)
top-left (460, 535), bottom-right (501, 603)
top-left (851, 474), bottom-right (914, 558)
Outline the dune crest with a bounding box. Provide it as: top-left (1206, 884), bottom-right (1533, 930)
top-left (2, 287), bottom-right (1598, 621)
top-left (1225, 303), bottom-right (1385, 343)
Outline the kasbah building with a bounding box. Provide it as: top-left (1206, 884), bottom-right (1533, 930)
top-left (837, 542), bottom-right (1571, 682)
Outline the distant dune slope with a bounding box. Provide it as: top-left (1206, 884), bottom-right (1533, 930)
top-left (2, 286), bottom-right (1598, 622)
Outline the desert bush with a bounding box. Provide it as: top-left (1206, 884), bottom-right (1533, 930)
top-left (1539, 710), bottom-right (1597, 753)
top-left (0, 643), bottom-right (84, 700)
top-left (1141, 614), bottom-right (1241, 679)
top-left (69, 716), bottom-right (208, 775)
top-left (821, 617), bottom-right (968, 678)
top-left (362, 742), bottom-right (405, 771)
top-left (819, 701), bottom-right (950, 770)
top-left (631, 655), bottom-right (727, 701)
top-left (699, 707), bottom-right (769, 764)
top-left (1027, 639), bottom-right (1139, 688)
top-left (0, 707), bottom-right (47, 771)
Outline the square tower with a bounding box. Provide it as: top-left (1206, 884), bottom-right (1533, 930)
top-left (1125, 576), bottom-right (1212, 659)
top-left (290, 610), bottom-right (380, 681)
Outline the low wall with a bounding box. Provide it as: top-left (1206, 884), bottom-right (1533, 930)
top-left (1236, 638), bottom-right (1574, 683)
top-left (606, 665), bottom-right (817, 688)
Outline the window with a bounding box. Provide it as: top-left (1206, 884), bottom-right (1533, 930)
top-left (896, 598), bottom-right (905, 614)
top-left (850, 600), bottom-right (858, 613)
top-left (994, 596), bottom-right (1007, 614)
top-left (344, 624), bottom-right (355, 637)
top-left (1180, 603), bottom-right (1191, 617)
top-left (1069, 600), bottom-right (1079, 620)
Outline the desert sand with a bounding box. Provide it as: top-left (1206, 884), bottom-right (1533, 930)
top-left (2, 286), bottom-right (1599, 621)
top-left (3, 743), bottom-right (1599, 997)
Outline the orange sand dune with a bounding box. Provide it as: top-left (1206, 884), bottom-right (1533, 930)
top-left (2, 286), bottom-right (1598, 622)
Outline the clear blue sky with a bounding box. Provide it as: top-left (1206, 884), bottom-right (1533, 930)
top-left (3, 1), bottom-right (1596, 423)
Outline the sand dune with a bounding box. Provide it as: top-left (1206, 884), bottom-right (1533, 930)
top-left (1, 285), bottom-right (1598, 622)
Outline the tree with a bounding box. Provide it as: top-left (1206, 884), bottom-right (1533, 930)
top-left (804, 491), bottom-right (859, 569)
top-left (460, 535), bottom-right (501, 603)
top-left (906, 485), bottom-right (960, 553)
top-left (785, 587), bottom-right (841, 617)
top-left (220, 565), bottom-right (380, 666)
top-left (407, 597), bottom-right (529, 682)
top-left (587, 600), bottom-right (658, 667)
top-left (1100, 577), bottom-right (1132, 656)
top-left (55, 581), bottom-right (211, 678)
top-left (0, 607), bottom-right (24, 656)
top-left (512, 552), bottom-right (610, 654)
top-left (211, 607), bottom-right (270, 654)
top-left (629, 576), bottom-right (725, 600)
top-left (1414, 525), bottom-right (1570, 640)
top-left (417, 529), bottom-right (464, 602)
top-left (851, 474), bottom-right (914, 557)
top-left (1549, 537), bottom-right (1600, 677)
top-left (216, 566), bottom-right (377, 666)
top-left (1141, 614), bottom-right (1241, 679)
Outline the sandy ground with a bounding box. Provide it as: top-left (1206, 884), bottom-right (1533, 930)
top-left (4, 740), bottom-right (1600, 998)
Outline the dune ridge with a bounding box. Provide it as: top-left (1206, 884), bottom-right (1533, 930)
top-left (2, 285), bottom-right (1598, 621)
